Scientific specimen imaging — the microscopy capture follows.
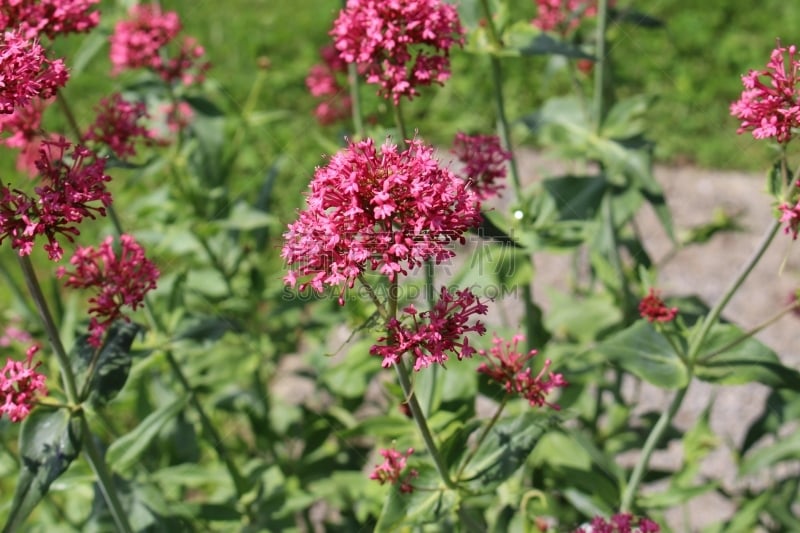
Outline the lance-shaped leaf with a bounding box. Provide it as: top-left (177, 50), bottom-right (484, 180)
top-left (595, 320), bottom-right (689, 389)
top-left (374, 465), bottom-right (459, 532)
top-left (3, 408), bottom-right (82, 532)
top-left (71, 321), bottom-right (142, 407)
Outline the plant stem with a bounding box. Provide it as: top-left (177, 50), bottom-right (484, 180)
top-left (425, 260), bottom-right (437, 415)
top-left (394, 358), bottom-right (456, 489)
top-left (455, 397), bottom-right (508, 481)
top-left (601, 193), bottom-right (634, 319)
top-left (593, 0), bottom-right (609, 131)
top-left (17, 255), bottom-right (79, 404)
top-left (80, 416), bottom-right (134, 533)
top-left (393, 102), bottom-right (409, 145)
top-left (620, 385), bottom-right (688, 512)
top-left (56, 91), bottom-right (83, 141)
top-left (348, 63), bottom-right (364, 139)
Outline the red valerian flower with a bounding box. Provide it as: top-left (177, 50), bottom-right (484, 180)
top-left (0, 0), bottom-right (100, 40)
top-left (731, 43), bottom-right (800, 144)
top-left (371, 287), bottom-right (488, 370)
top-left (306, 45), bottom-right (352, 126)
top-left (451, 132), bottom-right (511, 200)
top-left (369, 447), bottom-right (418, 493)
top-left (331, 0), bottom-right (464, 104)
top-left (638, 288), bottom-right (677, 323)
top-left (83, 93), bottom-right (154, 159)
top-left (0, 137), bottom-right (112, 260)
top-left (0, 30), bottom-right (68, 114)
top-left (0, 97), bottom-right (52, 176)
top-left (282, 137), bottom-right (481, 296)
top-left (57, 234), bottom-right (159, 347)
top-left (778, 188), bottom-right (800, 239)
top-left (532, 0), bottom-right (611, 35)
top-left (574, 513), bottom-right (660, 533)
top-left (109, 4), bottom-right (209, 85)
top-left (478, 334), bottom-right (567, 409)
top-left (0, 345), bottom-right (47, 422)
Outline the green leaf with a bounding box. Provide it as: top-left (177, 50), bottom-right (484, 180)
top-left (460, 411), bottom-right (549, 491)
top-left (695, 324), bottom-right (800, 388)
top-left (71, 29), bottom-right (109, 76)
top-left (601, 95), bottom-right (651, 139)
top-left (739, 430), bottom-right (800, 477)
top-left (741, 389), bottom-right (800, 455)
top-left (595, 320), bottom-right (689, 388)
top-left (545, 289), bottom-right (622, 343)
top-left (71, 321), bottom-right (142, 407)
top-left (106, 395), bottom-right (190, 475)
top-left (518, 33), bottom-right (594, 59)
top-left (215, 201), bottom-right (276, 231)
top-left (637, 482), bottom-right (717, 508)
top-left (4, 408), bottom-right (82, 532)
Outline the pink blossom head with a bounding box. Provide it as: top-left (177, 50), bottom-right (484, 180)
top-left (0, 31), bottom-right (69, 114)
top-left (282, 137), bottom-right (481, 296)
top-left (731, 42), bottom-right (800, 144)
top-left (306, 45), bottom-right (351, 126)
top-left (451, 132), bottom-right (511, 200)
top-left (331, 0), bottom-right (464, 104)
top-left (371, 287), bottom-right (488, 370)
top-left (638, 288), bottom-right (677, 323)
top-left (0, 137), bottom-right (112, 261)
top-left (0, 97), bottom-right (52, 176)
top-left (109, 5), bottom-right (209, 85)
top-left (83, 93), bottom-right (154, 159)
top-left (369, 447), bottom-right (418, 493)
top-left (574, 513), bottom-right (660, 533)
top-left (0, 0), bottom-right (100, 40)
top-left (532, 0), bottom-right (609, 35)
top-left (57, 234), bottom-right (159, 347)
top-left (1, 345), bottom-right (47, 422)
top-left (478, 333), bottom-right (567, 409)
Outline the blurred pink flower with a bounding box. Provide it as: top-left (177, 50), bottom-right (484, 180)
top-left (638, 288), bottom-right (677, 323)
top-left (369, 447), bottom-right (418, 493)
top-left (0, 137), bottom-right (112, 261)
top-left (371, 287), bottom-right (488, 370)
top-left (331, 0), bottom-right (464, 104)
top-left (0, 31), bottom-right (68, 114)
top-left (0, 0), bottom-right (100, 39)
top-left (1, 345), bottom-right (47, 423)
top-left (282, 137), bottom-right (481, 296)
top-left (532, 0), bottom-right (609, 35)
top-left (109, 5), bottom-right (209, 85)
top-left (451, 132), bottom-right (511, 200)
top-left (0, 98), bottom-right (53, 176)
top-left (83, 93), bottom-right (154, 159)
top-left (779, 196), bottom-right (800, 239)
top-left (574, 513), bottom-right (660, 533)
top-left (731, 43), bottom-right (800, 144)
top-left (57, 234), bottom-right (159, 347)
top-left (306, 45), bottom-right (351, 126)
top-left (478, 334), bottom-right (567, 409)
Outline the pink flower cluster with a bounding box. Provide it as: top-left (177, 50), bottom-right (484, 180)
top-left (0, 30), bottom-right (68, 114)
top-left (574, 513), bottom-right (660, 533)
top-left (0, 98), bottom-right (51, 175)
top-left (331, 0), bottom-right (464, 104)
top-left (110, 4), bottom-right (209, 85)
top-left (0, 0), bottom-right (99, 39)
top-left (306, 45), bottom-right (352, 126)
top-left (451, 132), bottom-right (511, 200)
top-left (282, 137), bottom-right (481, 295)
top-left (731, 43), bottom-right (800, 144)
top-left (369, 447), bottom-right (418, 493)
top-left (779, 192), bottom-right (800, 239)
top-left (371, 287), bottom-right (488, 370)
top-left (638, 288), bottom-right (677, 323)
top-left (477, 334), bottom-right (567, 409)
top-left (532, 0), bottom-right (606, 34)
top-left (0, 137), bottom-right (112, 260)
top-left (83, 93), bottom-right (154, 159)
top-left (57, 234), bottom-right (159, 347)
top-left (1, 345), bottom-right (47, 422)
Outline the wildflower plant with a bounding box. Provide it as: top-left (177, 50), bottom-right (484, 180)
top-left (0, 1), bottom-right (799, 532)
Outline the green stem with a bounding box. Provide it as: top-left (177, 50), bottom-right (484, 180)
top-left (601, 194), bottom-right (634, 319)
top-left (455, 397), bottom-right (508, 481)
top-left (394, 359), bottom-right (456, 489)
top-left (17, 255), bottom-right (79, 404)
top-left (424, 260), bottom-right (437, 415)
top-left (393, 103), bottom-right (409, 146)
top-left (348, 63), bottom-right (365, 139)
top-left (80, 416), bottom-right (134, 533)
top-left (56, 90), bottom-right (83, 141)
top-left (620, 385), bottom-right (688, 512)
top-left (593, 0), bottom-right (609, 131)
